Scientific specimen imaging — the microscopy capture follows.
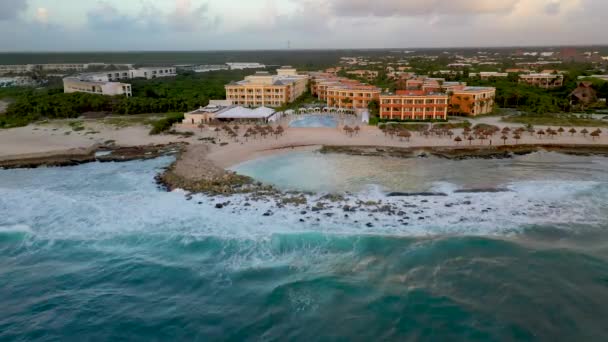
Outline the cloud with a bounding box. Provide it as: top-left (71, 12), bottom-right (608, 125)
top-left (35, 7), bottom-right (49, 24)
top-left (544, 1), bottom-right (561, 14)
top-left (167, 0), bottom-right (216, 31)
top-left (86, 0), bottom-right (216, 33)
top-left (0, 0), bottom-right (29, 20)
top-left (329, 0), bottom-right (520, 17)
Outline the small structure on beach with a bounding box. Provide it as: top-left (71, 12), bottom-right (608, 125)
top-left (215, 106), bottom-right (279, 123)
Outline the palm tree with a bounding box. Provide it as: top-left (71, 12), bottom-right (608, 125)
top-left (537, 129), bottom-right (546, 139)
top-left (501, 135), bottom-right (508, 145)
top-left (569, 128), bottom-right (577, 136)
top-left (454, 136), bottom-right (462, 145)
top-left (514, 134), bottom-right (521, 144)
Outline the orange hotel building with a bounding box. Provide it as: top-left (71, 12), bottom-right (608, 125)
top-left (380, 90), bottom-right (448, 120)
top-left (309, 72), bottom-right (381, 109)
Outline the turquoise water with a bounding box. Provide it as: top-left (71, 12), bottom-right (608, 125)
top-left (2, 156), bottom-right (608, 340)
top-left (289, 115), bottom-right (338, 128)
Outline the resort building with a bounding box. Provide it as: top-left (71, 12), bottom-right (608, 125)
top-left (182, 100), bottom-right (234, 124)
top-left (0, 76), bottom-right (36, 88)
top-left (39, 64), bottom-right (88, 72)
top-left (346, 70), bottom-right (379, 81)
top-left (0, 65), bottom-right (34, 74)
top-left (326, 84), bottom-right (381, 109)
top-left (479, 72), bottom-right (508, 80)
top-left (225, 66), bottom-right (309, 108)
top-left (519, 73), bottom-right (564, 88)
top-left (449, 86), bottom-right (496, 116)
top-left (182, 103), bottom-right (278, 125)
top-left (129, 67), bottom-right (176, 79)
top-left (63, 77), bottom-right (132, 97)
top-left (226, 63), bottom-right (266, 70)
top-left (404, 77), bottom-right (466, 92)
top-left (379, 90), bottom-right (448, 121)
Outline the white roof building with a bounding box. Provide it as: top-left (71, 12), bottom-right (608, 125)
top-left (215, 106), bottom-right (277, 121)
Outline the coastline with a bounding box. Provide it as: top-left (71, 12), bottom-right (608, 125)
top-left (3, 122), bottom-right (608, 195)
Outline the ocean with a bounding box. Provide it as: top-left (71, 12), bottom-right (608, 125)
top-left (1, 153), bottom-right (608, 341)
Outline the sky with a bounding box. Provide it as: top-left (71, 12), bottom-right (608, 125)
top-left (0, 0), bottom-right (606, 51)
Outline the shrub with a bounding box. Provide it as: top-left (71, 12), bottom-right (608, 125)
top-left (149, 112), bottom-right (184, 135)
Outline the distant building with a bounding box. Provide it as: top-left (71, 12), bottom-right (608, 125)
top-left (225, 66), bottom-right (309, 108)
top-left (226, 63), bottom-right (266, 70)
top-left (578, 75), bottom-right (608, 82)
top-left (129, 67), bottom-right (176, 79)
top-left (380, 90), bottom-right (448, 121)
top-left (62, 66), bottom-right (175, 96)
top-left (519, 73), bottom-right (564, 89)
top-left (449, 86), bottom-right (496, 116)
top-left (479, 72), bottom-right (508, 80)
top-left (0, 65), bottom-right (34, 74)
top-left (346, 70), bottom-right (379, 81)
top-left (176, 65), bottom-right (228, 73)
top-left (0, 76), bottom-right (36, 88)
top-left (63, 77), bottom-right (132, 97)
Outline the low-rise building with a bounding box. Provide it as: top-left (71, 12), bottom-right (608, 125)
top-left (449, 86), bottom-right (496, 116)
top-left (226, 63), bottom-right (266, 70)
top-left (63, 77), bottom-right (132, 97)
top-left (182, 100), bottom-right (234, 125)
top-left (380, 90), bottom-right (448, 121)
top-left (0, 65), bottom-right (34, 74)
top-left (130, 67), bottom-right (176, 79)
top-left (519, 73), bottom-right (564, 88)
top-left (346, 70), bottom-right (379, 81)
top-left (0, 76), bottom-right (36, 87)
top-left (225, 66), bottom-right (309, 108)
top-left (479, 72), bottom-right (508, 80)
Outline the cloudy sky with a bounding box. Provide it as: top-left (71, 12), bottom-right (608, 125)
top-left (0, 0), bottom-right (605, 51)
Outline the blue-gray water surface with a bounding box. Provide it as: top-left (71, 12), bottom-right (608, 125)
top-left (2, 154), bottom-right (608, 341)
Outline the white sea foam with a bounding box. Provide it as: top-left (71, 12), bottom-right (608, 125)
top-left (0, 157), bottom-right (607, 243)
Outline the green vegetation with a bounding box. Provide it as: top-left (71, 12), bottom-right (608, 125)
top-left (149, 113), bottom-right (185, 135)
top-left (0, 70), bottom-right (254, 128)
top-left (502, 113), bottom-right (608, 127)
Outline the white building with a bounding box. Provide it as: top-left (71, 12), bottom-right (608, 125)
top-left (226, 63), bottom-right (266, 70)
top-left (63, 77), bottom-right (132, 97)
top-left (129, 67), bottom-right (176, 79)
top-left (0, 76), bottom-right (36, 87)
top-left (479, 72), bottom-right (509, 80)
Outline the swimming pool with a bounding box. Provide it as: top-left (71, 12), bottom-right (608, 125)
top-left (289, 115), bottom-right (338, 128)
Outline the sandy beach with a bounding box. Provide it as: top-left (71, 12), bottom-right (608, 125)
top-left (1, 117), bottom-right (608, 172)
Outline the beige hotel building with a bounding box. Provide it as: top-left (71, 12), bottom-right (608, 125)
top-left (225, 67), bottom-right (309, 108)
top-left (380, 90), bottom-right (448, 120)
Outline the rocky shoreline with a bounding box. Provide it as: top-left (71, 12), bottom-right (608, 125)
top-left (319, 144), bottom-right (608, 160)
top-left (0, 143), bottom-right (185, 169)
top-left (4, 142), bottom-right (608, 199)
